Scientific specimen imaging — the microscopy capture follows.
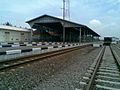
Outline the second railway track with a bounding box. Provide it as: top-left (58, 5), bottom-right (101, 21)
top-left (79, 46), bottom-right (120, 90)
top-left (0, 44), bottom-right (90, 72)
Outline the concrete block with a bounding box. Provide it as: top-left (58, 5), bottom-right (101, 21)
top-left (58, 46), bottom-right (62, 48)
top-left (1, 42), bottom-right (8, 45)
top-left (27, 44), bottom-right (32, 46)
top-left (93, 44), bottom-right (101, 47)
top-left (3, 45), bottom-right (11, 47)
top-left (22, 49), bottom-right (32, 52)
top-left (0, 52), bottom-right (6, 55)
top-left (32, 42), bottom-right (36, 44)
top-left (46, 43), bottom-right (49, 45)
top-left (37, 44), bottom-right (42, 46)
top-left (38, 42), bottom-right (42, 44)
top-left (14, 42), bottom-right (19, 44)
top-left (48, 46), bottom-right (53, 49)
top-left (24, 42), bottom-right (29, 44)
top-left (32, 48), bottom-right (41, 51)
top-left (41, 47), bottom-right (48, 50)
top-left (53, 46), bottom-right (58, 48)
top-left (6, 50), bottom-right (21, 55)
top-left (65, 45), bottom-right (68, 47)
top-left (12, 45), bottom-right (20, 47)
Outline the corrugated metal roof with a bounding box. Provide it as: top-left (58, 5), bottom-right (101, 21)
top-left (26, 14), bottom-right (85, 27)
top-left (0, 25), bottom-right (31, 32)
top-left (26, 14), bottom-right (100, 36)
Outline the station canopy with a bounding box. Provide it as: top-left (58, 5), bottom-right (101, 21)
top-left (26, 14), bottom-right (100, 37)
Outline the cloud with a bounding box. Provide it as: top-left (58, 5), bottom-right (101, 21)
top-left (89, 19), bottom-right (102, 28)
top-left (89, 20), bottom-right (120, 38)
top-left (0, 0), bottom-right (120, 39)
top-left (101, 22), bottom-right (120, 37)
top-left (0, 0), bottom-right (62, 14)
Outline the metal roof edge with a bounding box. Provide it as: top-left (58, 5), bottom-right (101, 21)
top-left (0, 25), bottom-right (31, 32)
top-left (26, 14), bottom-right (85, 27)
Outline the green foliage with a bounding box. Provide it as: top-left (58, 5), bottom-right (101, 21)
top-left (3, 22), bottom-right (12, 26)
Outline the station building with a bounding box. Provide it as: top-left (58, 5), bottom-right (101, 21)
top-left (0, 25), bottom-right (31, 42)
top-left (26, 14), bottom-right (100, 43)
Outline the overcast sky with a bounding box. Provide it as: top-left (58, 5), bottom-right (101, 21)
top-left (0, 0), bottom-right (120, 38)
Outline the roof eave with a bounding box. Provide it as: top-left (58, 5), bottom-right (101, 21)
top-left (26, 14), bottom-right (85, 27)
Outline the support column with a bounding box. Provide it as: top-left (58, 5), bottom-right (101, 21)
top-left (69, 29), bottom-right (71, 43)
top-left (92, 35), bottom-right (94, 42)
top-left (63, 26), bottom-right (65, 43)
top-left (39, 29), bottom-right (41, 41)
top-left (87, 31), bottom-right (90, 42)
top-left (83, 30), bottom-right (86, 42)
top-left (97, 36), bottom-right (99, 41)
top-left (89, 34), bottom-right (92, 42)
top-left (86, 30), bottom-right (88, 42)
top-left (30, 29), bottom-right (33, 42)
top-left (79, 27), bottom-right (81, 44)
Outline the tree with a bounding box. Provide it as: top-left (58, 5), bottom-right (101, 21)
top-left (3, 22), bottom-right (12, 26)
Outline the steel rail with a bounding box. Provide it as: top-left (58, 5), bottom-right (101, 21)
top-left (85, 46), bottom-right (105, 90)
top-left (110, 46), bottom-right (120, 71)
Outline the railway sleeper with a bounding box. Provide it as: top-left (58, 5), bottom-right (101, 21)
top-left (98, 68), bottom-right (119, 73)
top-left (95, 79), bottom-right (120, 88)
top-left (94, 84), bottom-right (120, 90)
top-left (96, 75), bottom-right (120, 82)
top-left (97, 72), bottom-right (120, 77)
top-left (97, 70), bottom-right (120, 74)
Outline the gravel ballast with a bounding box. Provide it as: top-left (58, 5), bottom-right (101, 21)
top-left (0, 46), bottom-right (101, 90)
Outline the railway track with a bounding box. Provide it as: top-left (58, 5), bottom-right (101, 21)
top-left (0, 44), bottom-right (90, 73)
top-left (79, 46), bottom-right (120, 90)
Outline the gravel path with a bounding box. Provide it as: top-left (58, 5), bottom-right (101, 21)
top-left (0, 46), bottom-right (101, 90)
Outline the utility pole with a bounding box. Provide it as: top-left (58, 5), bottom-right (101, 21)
top-left (62, 0), bottom-right (70, 43)
top-left (66, 0), bottom-right (70, 20)
top-left (63, 0), bottom-right (65, 43)
top-left (63, 0), bottom-right (70, 20)
top-left (63, 0), bottom-right (65, 20)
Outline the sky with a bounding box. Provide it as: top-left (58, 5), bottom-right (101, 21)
top-left (0, 0), bottom-right (120, 38)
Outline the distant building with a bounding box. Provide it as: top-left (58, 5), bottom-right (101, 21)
top-left (0, 25), bottom-right (31, 42)
top-left (112, 37), bottom-right (119, 44)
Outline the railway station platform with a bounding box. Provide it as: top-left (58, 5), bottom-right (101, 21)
top-left (0, 43), bottom-right (94, 62)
